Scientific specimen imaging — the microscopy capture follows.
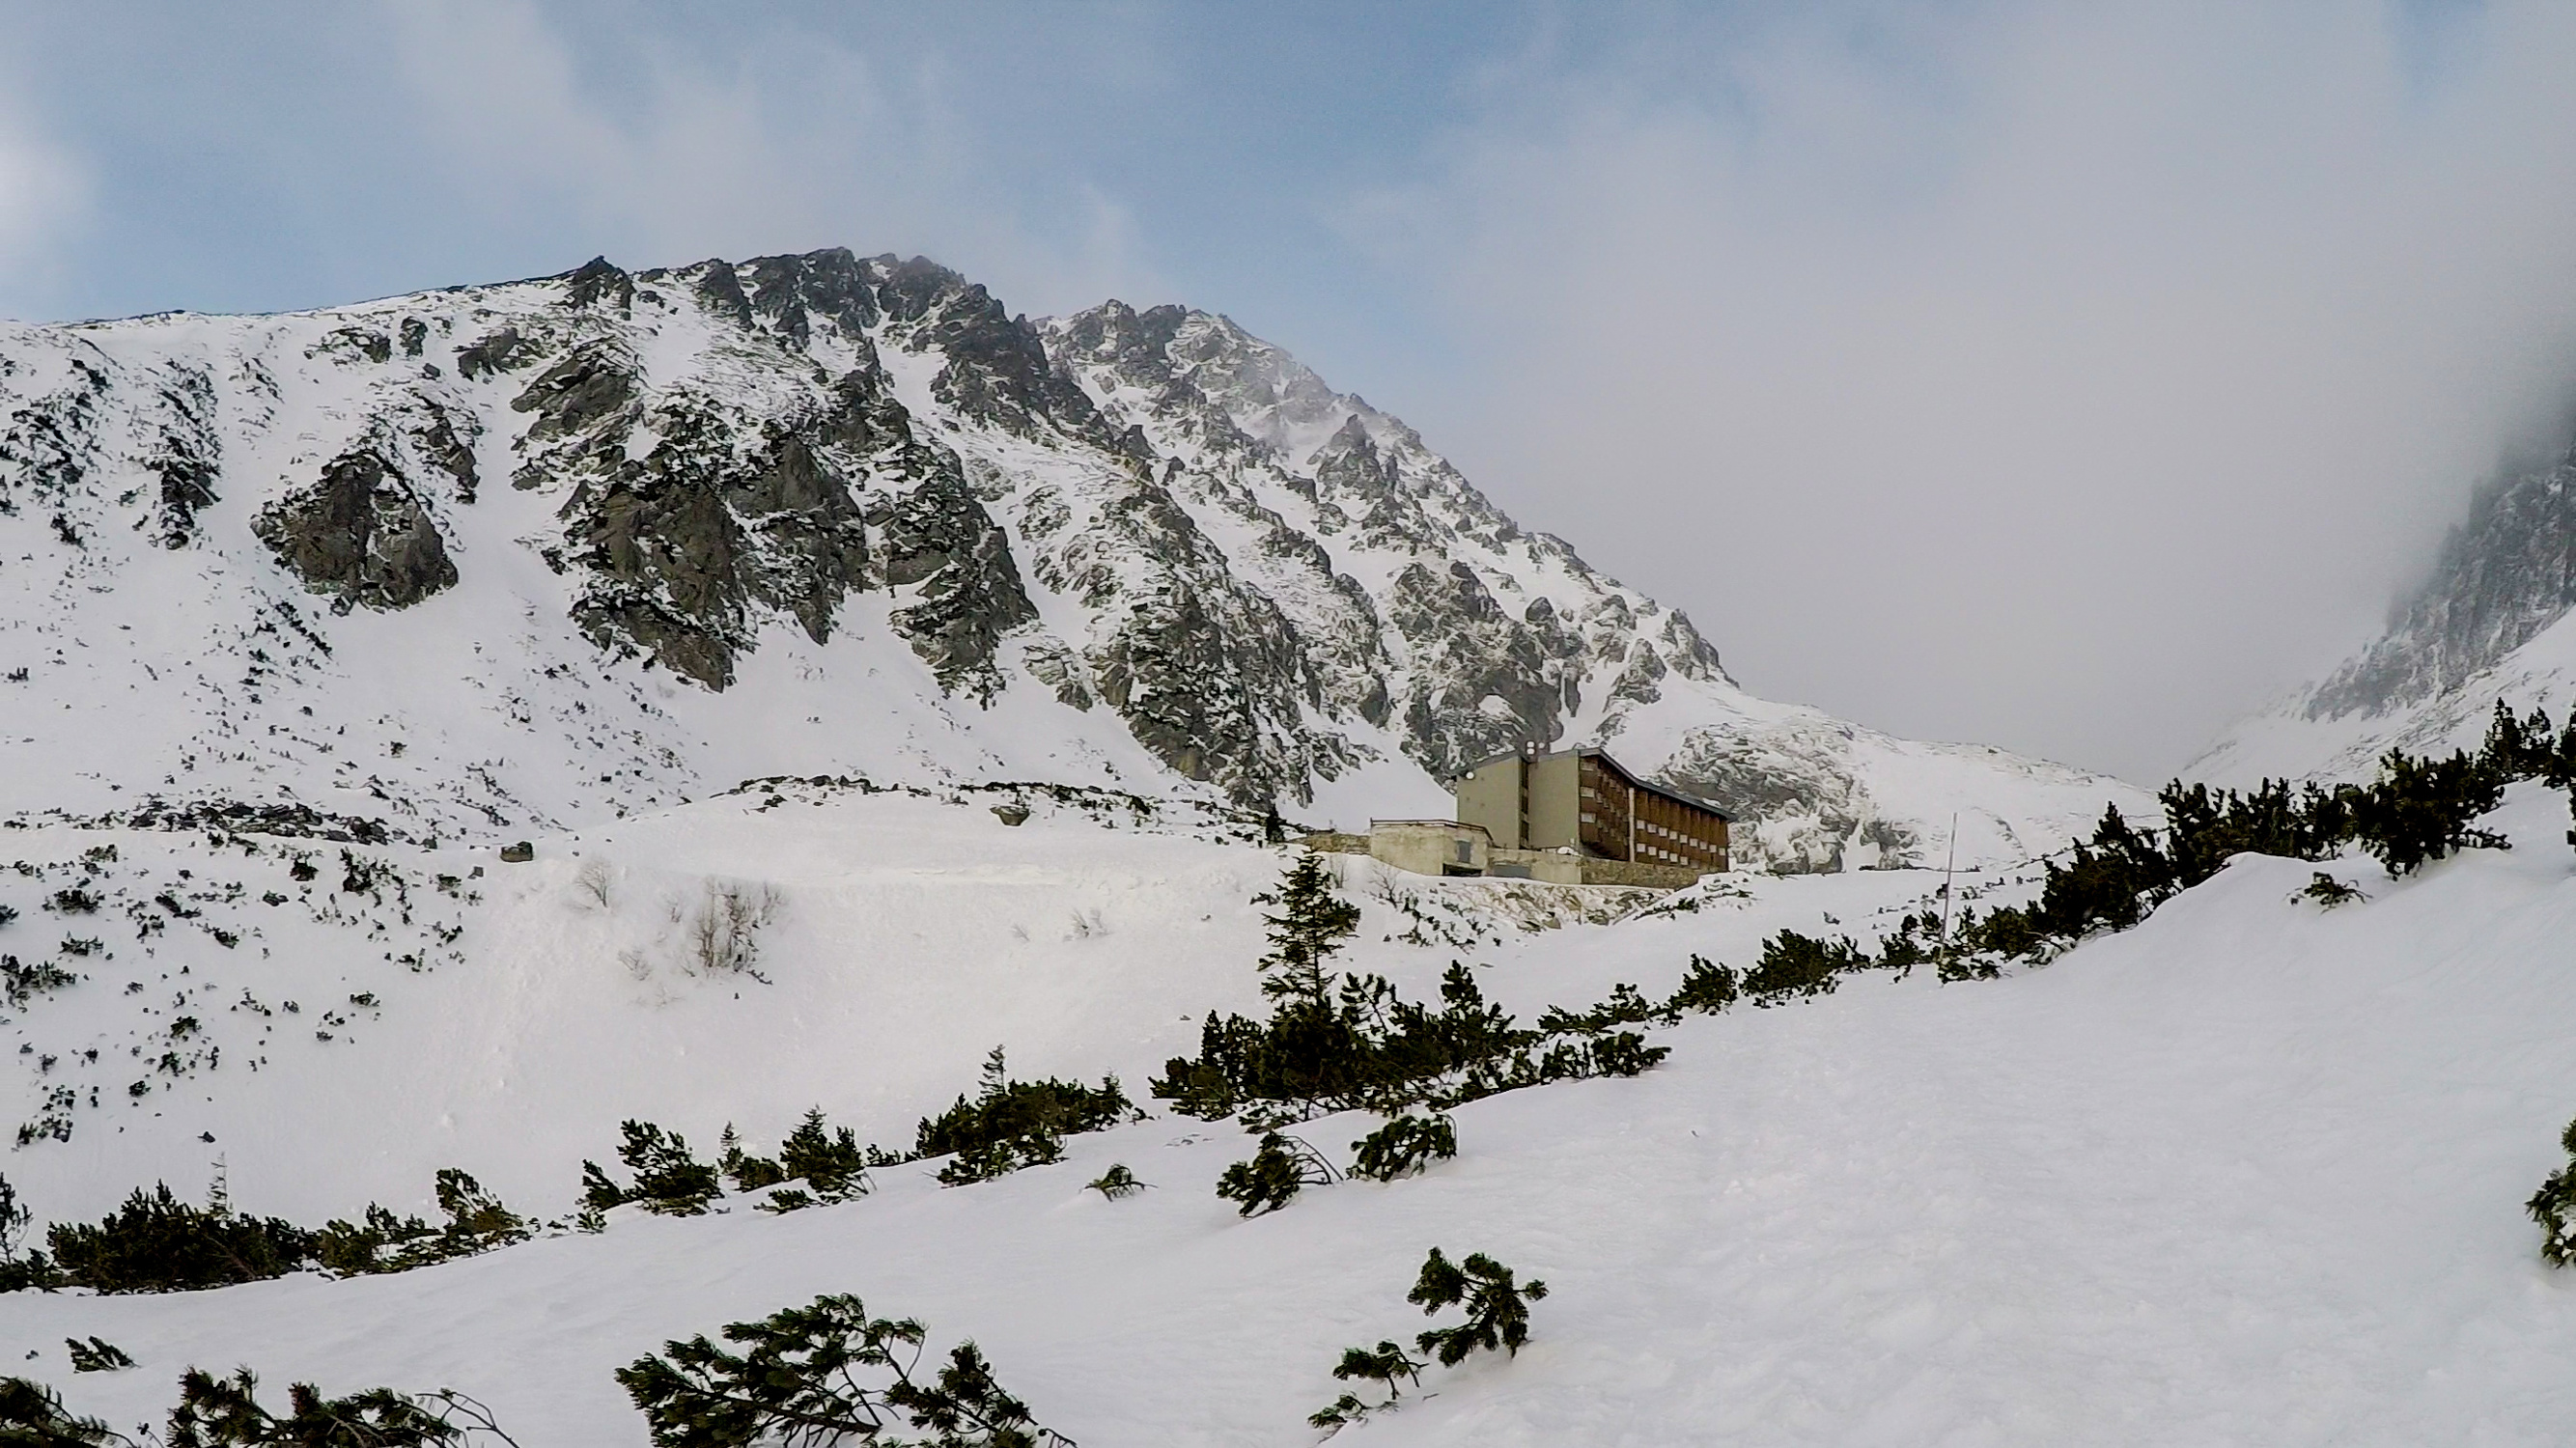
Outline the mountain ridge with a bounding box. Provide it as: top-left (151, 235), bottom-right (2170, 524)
top-left (0, 247), bottom-right (2141, 871)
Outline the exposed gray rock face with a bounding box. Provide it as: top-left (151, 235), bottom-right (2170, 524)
top-left (409, 400), bottom-right (480, 503)
top-left (874, 461), bottom-right (1034, 702)
top-left (2306, 439), bottom-right (2576, 721)
top-left (0, 356), bottom-right (106, 515)
top-left (142, 361), bottom-right (220, 547)
top-left (875, 258), bottom-right (1110, 447)
top-left (547, 376), bottom-right (876, 690)
top-left (253, 447), bottom-right (457, 610)
top-left (1386, 559), bottom-right (1577, 773)
top-left (1038, 297), bottom-right (1733, 794)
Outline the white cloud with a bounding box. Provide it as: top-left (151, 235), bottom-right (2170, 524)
top-left (0, 108), bottom-right (86, 317)
top-left (1346, 1), bottom-right (2576, 779)
top-left (379, 0), bottom-right (1162, 315)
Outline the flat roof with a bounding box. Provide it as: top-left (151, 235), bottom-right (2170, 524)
top-left (1369, 818), bottom-right (1493, 838)
top-left (1448, 745), bottom-right (1734, 821)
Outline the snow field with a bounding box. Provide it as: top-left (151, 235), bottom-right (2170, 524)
top-left (8, 788), bottom-right (2576, 1441)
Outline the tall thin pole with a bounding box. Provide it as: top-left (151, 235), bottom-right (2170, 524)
top-left (1938, 812), bottom-right (1960, 957)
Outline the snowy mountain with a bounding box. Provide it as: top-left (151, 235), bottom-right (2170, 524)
top-left (2194, 422), bottom-right (2576, 784)
top-left (0, 249), bottom-right (2140, 873)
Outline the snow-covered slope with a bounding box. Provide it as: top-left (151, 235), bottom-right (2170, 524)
top-left (6, 770), bottom-right (2575, 1443)
top-left (2195, 427), bottom-right (2576, 784)
top-left (0, 251), bottom-right (2140, 872)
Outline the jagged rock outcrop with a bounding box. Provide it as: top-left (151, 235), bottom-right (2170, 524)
top-left (252, 446), bottom-right (457, 610)
top-left (875, 463), bottom-right (1034, 701)
top-left (2306, 440), bottom-right (2576, 721)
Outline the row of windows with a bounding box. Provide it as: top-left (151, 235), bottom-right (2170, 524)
top-left (1639, 819), bottom-right (1714, 852)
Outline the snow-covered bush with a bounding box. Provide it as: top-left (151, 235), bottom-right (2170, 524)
top-left (1307, 1341), bottom-right (1422, 1433)
top-left (1948, 705), bottom-right (2570, 969)
top-left (616, 1293), bottom-right (1071, 1448)
top-left (684, 879), bottom-right (781, 979)
top-left (1742, 930), bottom-right (1864, 1006)
top-left (2, 1366), bottom-right (512, 1447)
top-left (1155, 863), bottom-right (1674, 1123)
top-left (1666, 953), bottom-right (1740, 1014)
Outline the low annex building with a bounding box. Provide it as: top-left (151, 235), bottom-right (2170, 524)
top-left (1306, 747), bottom-right (1733, 889)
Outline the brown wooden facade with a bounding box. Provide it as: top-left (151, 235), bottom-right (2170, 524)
top-left (1576, 751), bottom-right (1728, 869)
top-left (1455, 745), bottom-right (1730, 872)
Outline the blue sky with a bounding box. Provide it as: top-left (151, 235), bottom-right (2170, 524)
top-left (1, 1), bottom-right (2570, 780)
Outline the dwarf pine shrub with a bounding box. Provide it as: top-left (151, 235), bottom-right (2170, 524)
top-left (1666, 954), bottom-right (1740, 1015)
top-left (1152, 868), bottom-right (1674, 1124)
top-left (1311, 1248), bottom-right (1548, 1434)
top-left (616, 1293), bottom-right (1072, 1448)
top-left (726, 1110), bottom-right (875, 1209)
top-left (65, 1337), bottom-right (132, 1373)
top-left (1086, 1164), bottom-right (1145, 1200)
top-left (3, 1366), bottom-right (512, 1447)
top-left (46, 1183), bottom-right (312, 1294)
top-left (1891, 702), bottom-right (2573, 974)
top-left (1307, 1341), bottom-right (1424, 1433)
top-left (581, 1121), bottom-right (723, 1216)
top-left (0, 955), bottom-right (77, 1008)
top-left (1742, 930), bottom-right (1864, 1005)
top-left (1216, 1132), bottom-right (1338, 1217)
top-left (0, 1173), bottom-right (54, 1294)
top-left (1409, 1247), bottom-right (1548, 1367)
top-left (315, 1169), bottom-right (529, 1275)
top-left (2529, 1116), bottom-right (2576, 1267)
top-left (162, 1367), bottom-right (510, 1448)
top-left (919, 1048), bottom-right (1134, 1187)
top-left (1350, 1113), bottom-right (1457, 1183)
top-left (0, 1376), bottom-right (123, 1445)
top-left (719, 1126), bottom-right (787, 1193)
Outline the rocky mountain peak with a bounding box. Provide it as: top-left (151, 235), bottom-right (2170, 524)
top-left (2193, 417), bottom-right (2576, 785)
top-left (0, 247), bottom-right (2141, 870)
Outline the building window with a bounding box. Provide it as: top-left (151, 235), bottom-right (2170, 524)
top-left (1453, 839), bottom-right (1474, 864)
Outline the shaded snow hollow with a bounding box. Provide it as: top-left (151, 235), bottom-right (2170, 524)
top-left (3, 783), bottom-right (2575, 1443)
